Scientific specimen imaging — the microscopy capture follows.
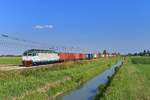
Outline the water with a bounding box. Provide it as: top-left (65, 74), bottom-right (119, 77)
top-left (57, 61), bottom-right (123, 100)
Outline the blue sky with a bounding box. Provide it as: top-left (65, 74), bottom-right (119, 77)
top-left (0, 0), bottom-right (150, 54)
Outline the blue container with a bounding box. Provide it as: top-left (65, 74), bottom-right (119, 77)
top-left (86, 54), bottom-right (93, 59)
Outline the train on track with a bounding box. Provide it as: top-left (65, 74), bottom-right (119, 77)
top-left (22, 49), bottom-right (100, 67)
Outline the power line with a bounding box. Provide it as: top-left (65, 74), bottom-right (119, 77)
top-left (0, 34), bottom-right (94, 55)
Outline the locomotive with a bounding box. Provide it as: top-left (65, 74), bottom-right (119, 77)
top-left (22, 49), bottom-right (99, 67)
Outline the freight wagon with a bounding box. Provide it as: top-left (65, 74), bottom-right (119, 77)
top-left (86, 54), bottom-right (94, 59)
top-left (58, 53), bottom-right (85, 61)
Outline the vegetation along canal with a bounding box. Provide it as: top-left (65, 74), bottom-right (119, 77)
top-left (57, 60), bottom-right (123, 100)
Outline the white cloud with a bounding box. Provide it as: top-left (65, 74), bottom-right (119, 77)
top-left (45, 25), bottom-right (53, 29)
top-left (34, 24), bottom-right (53, 30)
top-left (34, 25), bottom-right (44, 29)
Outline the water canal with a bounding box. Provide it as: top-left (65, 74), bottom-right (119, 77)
top-left (57, 61), bottom-right (123, 100)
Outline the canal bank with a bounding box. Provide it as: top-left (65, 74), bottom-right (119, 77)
top-left (2, 58), bottom-right (118, 100)
top-left (57, 60), bottom-right (123, 100)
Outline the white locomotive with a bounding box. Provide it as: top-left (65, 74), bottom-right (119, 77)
top-left (22, 49), bottom-right (59, 66)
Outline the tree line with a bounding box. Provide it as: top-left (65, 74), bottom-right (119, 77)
top-left (128, 50), bottom-right (150, 56)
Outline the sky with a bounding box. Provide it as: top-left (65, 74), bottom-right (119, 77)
top-left (0, 0), bottom-right (150, 54)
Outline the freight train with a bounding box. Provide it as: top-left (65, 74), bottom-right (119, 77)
top-left (22, 49), bottom-right (99, 67)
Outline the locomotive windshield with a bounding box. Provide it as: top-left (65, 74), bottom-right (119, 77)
top-left (23, 49), bottom-right (57, 56)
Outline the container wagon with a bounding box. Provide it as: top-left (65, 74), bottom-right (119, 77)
top-left (59, 53), bottom-right (85, 61)
top-left (86, 54), bottom-right (94, 60)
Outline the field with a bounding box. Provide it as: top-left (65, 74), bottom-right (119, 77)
top-left (101, 57), bottom-right (150, 100)
top-left (131, 56), bottom-right (150, 64)
top-left (0, 57), bottom-right (21, 65)
top-left (0, 57), bottom-right (118, 100)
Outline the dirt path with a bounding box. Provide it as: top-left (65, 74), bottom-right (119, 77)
top-left (0, 63), bottom-right (61, 71)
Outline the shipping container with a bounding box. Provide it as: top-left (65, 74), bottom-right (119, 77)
top-left (93, 54), bottom-right (97, 58)
top-left (80, 54), bottom-right (86, 60)
top-left (86, 54), bottom-right (93, 59)
top-left (59, 53), bottom-right (86, 61)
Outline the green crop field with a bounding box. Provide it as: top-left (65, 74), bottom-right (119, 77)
top-left (0, 57), bottom-right (21, 65)
top-left (131, 56), bottom-right (150, 64)
top-left (0, 57), bottom-right (118, 100)
top-left (101, 57), bottom-right (150, 100)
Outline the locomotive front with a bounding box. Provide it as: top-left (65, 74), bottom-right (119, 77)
top-left (22, 49), bottom-right (59, 67)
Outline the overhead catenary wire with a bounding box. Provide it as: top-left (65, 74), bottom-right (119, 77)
top-left (0, 34), bottom-right (95, 55)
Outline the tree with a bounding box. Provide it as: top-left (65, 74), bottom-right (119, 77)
top-left (143, 50), bottom-right (147, 55)
top-left (135, 52), bottom-right (138, 56)
top-left (103, 50), bottom-right (107, 55)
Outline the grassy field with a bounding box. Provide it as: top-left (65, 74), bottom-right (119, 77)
top-left (101, 57), bottom-right (150, 100)
top-left (0, 57), bottom-right (118, 100)
top-left (131, 56), bottom-right (150, 64)
top-left (0, 57), bottom-right (21, 65)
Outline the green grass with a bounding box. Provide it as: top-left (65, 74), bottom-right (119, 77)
top-left (0, 57), bottom-right (21, 65)
top-left (101, 57), bottom-right (150, 100)
top-left (131, 56), bottom-right (150, 64)
top-left (0, 57), bottom-right (118, 100)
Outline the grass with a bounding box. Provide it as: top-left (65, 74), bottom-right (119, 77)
top-left (94, 66), bottom-right (121, 100)
top-left (101, 57), bottom-right (150, 100)
top-left (131, 56), bottom-right (150, 64)
top-left (0, 57), bottom-right (21, 65)
top-left (0, 57), bottom-right (118, 100)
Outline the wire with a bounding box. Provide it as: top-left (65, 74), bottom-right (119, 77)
top-left (0, 34), bottom-right (93, 55)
